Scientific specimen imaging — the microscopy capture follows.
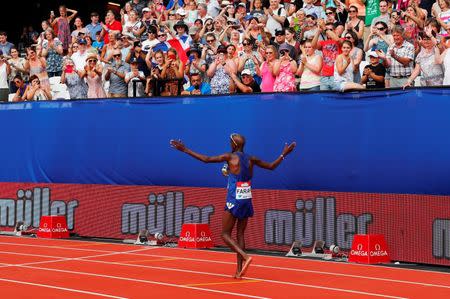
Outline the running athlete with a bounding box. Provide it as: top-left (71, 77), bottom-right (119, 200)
top-left (170, 133), bottom-right (296, 278)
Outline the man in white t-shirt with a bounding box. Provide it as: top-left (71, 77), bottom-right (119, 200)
top-left (264, 0), bottom-right (287, 36)
top-left (71, 39), bottom-right (89, 71)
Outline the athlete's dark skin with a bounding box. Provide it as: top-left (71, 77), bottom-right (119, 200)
top-left (170, 134), bottom-right (296, 278)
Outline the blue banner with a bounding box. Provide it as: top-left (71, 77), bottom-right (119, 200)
top-left (1, 89), bottom-right (450, 195)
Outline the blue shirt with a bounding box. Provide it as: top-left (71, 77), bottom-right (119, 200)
top-left (226, 152), bottom-right (252, 201)
top-left (0, 42), bottom-right (14, 55)
top-left (186, 83), bottom-right (211, 95)
top-left (86, 23), bottom-right (103, 40)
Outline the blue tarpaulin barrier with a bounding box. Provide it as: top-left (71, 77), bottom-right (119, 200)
top-left (1, 89), bottom-right (450, 195)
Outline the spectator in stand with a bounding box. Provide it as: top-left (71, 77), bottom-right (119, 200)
top-left (378, 25), bottom-right (415, 88)
top-left (125, 57), bottom-right (146, 97)
top-left (121, 1), bottom-right (134, 25)
top-left (119, 36), bottom-right (133, 61)
top-left (101, 10), bottom-right (123, 45)
top-left (436, 36), bottom-right (450, 84)
top-left (72, 17), bottom-right (90, 44)
top-left (264, 0), bottom-right (287, 36)
top-left (86, 12), bottom-right (103, 41)
top-left (271, 29), bottom-right (296, 58)
top-left (101, 33), bottom-right (119, 64)
top-left (185, 47), bottom-right (207, 78)
top-left (238, 38), bottom-right (262, 81)
top-left (23, 75), bottom-right (52, 101)
top-left (202, 32), bottom-right (220, 65)
top-left (437, 0), bottom-right (450, 38)
top-left (126, 41), bottom-right (149, 77)
top-left (41, 29), bottom-right (64, 78)
top-left (197, 3), bottom-right (211, 22)
top-left (82, 54), bottom-right (106, 99)
top-left (37, 21), bottom-right (51, 46)
top-left (389, 10), bottom-right (402, 32)
top-left (105, 50), bottom-right (130, 98)
top-left (333, 40), bottom-right (365, 91)
top-left (403, 33), bottom-right (444, 87)
top-left (189, 26), bottom-right (201, 45)
top-left (401, 5), bottom-right (423, 44)
top-left (371, 0), bottom-right (390, 28)
top-left (68, 42), bottom-right (79, 57)
top-left (297, 39), bottom-right (322, 91)
top-left (181, 73), bottom-right (212, 95)
top-left (92, 31), bottom-right (104, 53)
top-left (250, 0), bottom-right (264, 17)
top-left (172, 21), bottom-right (192, 50)
top-left (343, 6), bottom-right (365, 49)
top-left (303, 0), bottom-right (326, 20)
top-left (60, 58), bottom-right (88, 99)
top-left (207, 45), bottom-right (237, 94)
top-left (7, 48), bottom-right (28, 93)
top-left (226, 44), bottom-right (240, 67)
top-left (71, 39), bottom-right (89, 71)
top-left (130, 0), bottom-right (147, 16)
top-left (360, 51), bottom-right (386, 89)
top-left (364, 21), bottom-right (393, 55)
top-left (0, 32), bottom-right (15, 56)
top-left (85, 36), bottom-right (98, 55)
top-left (50, 5), bottom-right (78, 52)
top-left (273, 44), bottom-right (297, 92)
top-left (122, 9), bottom-right (143, 40)
top-left (325, 7), bottom-right (345, 36)
top-left (0, 52), bottom-right (11, 101)
top-left (230, 69), bottom-right (261, 93)
top-left (244, 17), bottom-right (268, 46)
top-left (12, 75), bottom-right (28, 102)
top-left (285, 28), bottom-right (301, 58)
top-left (312, 20), bottom-right (342, 90)
top-left (185, 0), bottom-right (199, 25)
top-left (25, 46), bottom-right (50, 90)
top-left (139, 7), bottom-right (159, 42)
top-left (259, 45), bottom-right (278, 92)
top-left (346, 0), bottom-right (365, 20)
top-left (344, 30), bottom-right (363, 83)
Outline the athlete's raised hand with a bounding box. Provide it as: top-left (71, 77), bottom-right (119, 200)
top-left (282, 142), bottom-right (296, 157)
top-left (170, 139), bottom-right (186, 152)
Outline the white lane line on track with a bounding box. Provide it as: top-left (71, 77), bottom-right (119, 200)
top-left (0, 277), bottom-right (128, 299)
top-left (1, 264), bottom-right (271, 299)
top-left (0, 242), bottom-right (446, 291)
top-left (0, 251), bottom-right (407, 299)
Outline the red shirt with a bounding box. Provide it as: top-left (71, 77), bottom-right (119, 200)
top-left (319, 39), bottom-right (342, 77)
top-left (104, 20), bottom-right (122, 44)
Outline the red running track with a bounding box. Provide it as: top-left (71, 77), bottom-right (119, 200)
top-left (0, 236), bottom-right (449, 298)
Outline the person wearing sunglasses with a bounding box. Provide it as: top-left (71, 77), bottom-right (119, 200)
top-left (7, 47), bottom-right (28, 93)
top-left (82, 54), bottom-right (106, 99)
top-left (343, 6), bottom-right (364, 49)
top-left (170, 134), bottom-right (296, 278)
top-left (105, 50), bottom-right (130, 98)
top-left (364, 21), bottom-right (393, 55)
top-left (273, 44), bottom-right (297, 92)
top-left (11, 75), bottom-right (28, 102)
top-left (259, 45), bottom-right (278, 92)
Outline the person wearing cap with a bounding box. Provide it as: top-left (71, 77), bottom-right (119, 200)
top-left (189, 26), bottom-right (201, 45)
top-left (273, 43), bottom-right (297, 92)
top-left (230, 69), bottom-right (261, 93)
top-left (302, 0), bottom-right (325, 20)
top-left (138, 8), bottom-right (159, 41)
top-left (141, 25), bottom-right (159, 52)
top-left (207, 44), bottom-right (237, 94)
top-left (86, 12), bottom-right (103, 40)
top-left (81, 53), bottom-right (106, 99)
top-left (101, 10), bottom-right (123, 45)
top-left (181, 73), bottom-right (211, 95)
top-left (361, 51), bottom-right (386, 89)
top-left (271, 29), bottom-right (296, 59)
top-left (302, 13), bottom-right (320, 41)
top-left (105, 49), bottom-right (130, 98)
top-left (71, 38), bottom-right (89, 71)
top-left (176, 8), bottom-right (188, 21)
top-left (264, 0), bottom-right (287, 36)
top-left (126, 41), bottom-right (150, 77)
top-left (125, 57), bottom-right (146, 97)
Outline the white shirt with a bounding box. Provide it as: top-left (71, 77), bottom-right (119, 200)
top-left (0, 64), bottom-right (8, 89)
top-left (71, 51), bottom-right (89, 71)
top-left (266, 6), bottom-right (286, 36)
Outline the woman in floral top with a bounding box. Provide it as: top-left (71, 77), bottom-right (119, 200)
top-left (41, 29), bottom-right (64, 77)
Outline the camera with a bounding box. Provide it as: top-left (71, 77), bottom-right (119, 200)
top-left (134, 41), bottom-right (141, 47)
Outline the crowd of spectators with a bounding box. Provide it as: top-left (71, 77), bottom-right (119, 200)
top-left (1, 0), bottom-right (450, 101)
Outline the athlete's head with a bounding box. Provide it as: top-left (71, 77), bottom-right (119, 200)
top-left (230, 133), bottom-right (245, 151)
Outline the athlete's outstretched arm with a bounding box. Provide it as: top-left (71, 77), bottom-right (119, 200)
top-left (170, 139), bottom-right (231, 163)
top-left (251, 142), bottom-right (296, 170)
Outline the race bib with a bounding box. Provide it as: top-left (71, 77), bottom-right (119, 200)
top-left (236, 181), bottom-right (252, 200)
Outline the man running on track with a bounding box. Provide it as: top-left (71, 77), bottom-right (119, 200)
top-left (170, 133), bottom-right (296, 278)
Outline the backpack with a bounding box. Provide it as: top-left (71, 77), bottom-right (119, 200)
top-left (278, 7), bottom-right (290, 28)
